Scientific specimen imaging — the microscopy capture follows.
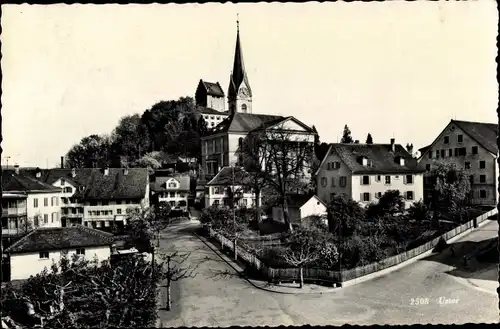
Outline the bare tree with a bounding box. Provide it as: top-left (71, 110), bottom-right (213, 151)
top-left (240, 125), bottom-right (315, 232)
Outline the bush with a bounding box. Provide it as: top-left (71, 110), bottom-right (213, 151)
top-left (340, 235), bottom-right (387, 269)
top-left (258, 246), bottom-right (290, 268)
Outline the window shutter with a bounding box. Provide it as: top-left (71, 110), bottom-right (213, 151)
top-left (367, 193), bottom-right (371, 202)
top-left (360, 177), bottom-right (363, 185)
top-left (327, 162), bottom-right (331, 170)
top-left (403, 175), bottom-right (406, 184)
top-left (360, 193), bottom-right (363, 201)
top-left (331, 177), bottom-right (335, 187)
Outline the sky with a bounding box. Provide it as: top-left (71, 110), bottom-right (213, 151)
top-left (1, 2), bottom-right (498, 167)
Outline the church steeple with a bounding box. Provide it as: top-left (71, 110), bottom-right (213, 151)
top-left (228, 14), bottom-right (252, 115)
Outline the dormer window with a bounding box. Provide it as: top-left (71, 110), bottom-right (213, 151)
top-left (395, 156), bottom-right (405, 166)
top-left (358, 156), bottom-right (368, 166)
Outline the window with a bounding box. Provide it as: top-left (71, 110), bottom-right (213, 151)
top-left (117, 200), bottom-right (122, 205)
top-left (102, 200), bottom-right (109, 206)
top-left (444, 136), bottom-right (449, 144)
top-left (331, 177), bottom-right (336, 187)
top-left (472, 146), bottom-right (478, 155)
top-left (428, 151), bottom-right (433, 159)
top-left (339, 176), bottom-right (347, 187)
top-left (406, 191), bottom-right (414, 200)
top-left (405, 175), bottom-right (413, 184)
top-left (39, 252), bottom-right (49, 259)
top-left (51, 197), bottom-right (55, 206)
top-left (34, 198), bottom-right (38, 208)
top-left (454, 148), bottom-right (459, 156)
top-left (330, 193), bottom-right (336, 201)
top-left (43, 214), bottom-right (48, 224)
top-left (480, 190), bottom-right (487, 199)
top-left (479, 160), bottom-right (486, 169)
top-left (44, 198), bottom-right (48, 207)
top-left (213, 200), bottom-right (220, 205)
top-left (376, 192), bottom-right (382, 198)
top-left (458, 148), bottom-right (467, 156)
top-left (362, 176), bottom-right (370, 185)
top-left (465, 162), bottom-right (471, 169)
top-left (480, 175), bottom-right (486, 183)
top-left (385, 176), bottom-right (391, 185)
top-left (469, 175), bottom-right (474, 184)
top-left (448, 149), bottom-right (452, 157)
top-left (458, 135), bottom-right (463, 143)
top-left (375, 175), bottom-right (381, 182)
top-left (436, 151), bottom-right (440, 159)
top-left (51, 213), bottom-right (55, 223)
top-left (126, 200), bottom-right (131, 204)
top-left (117, 209), bottom-right (122, 215)
top-left (362, 193), bottom-right (371, 202)
top-left (96, 211), bottom-right (101, 216)
top-left (440, 150), bottom-right (445, 158)
top-left (241, 104), bottom-right (247, 113)
top-left (76, 248), bottom-right (85, 255)
top-left (61, 179), bottom-right (65, 186)
top-left (321, 177), bottom-right (327, 187)
top-left (333, 162), bottom-right (340, 169)
top-left (425, 164), bottom-right (431, 171)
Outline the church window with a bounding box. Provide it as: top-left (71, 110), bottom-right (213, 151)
top-left (241, 104), bottom-right (247, 113)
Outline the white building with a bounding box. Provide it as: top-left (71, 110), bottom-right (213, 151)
top-left (150, 175), bottom-right (190, 212)
top-left (2, 193), bottom-right (28, 236)
top-left (315, 140), bottom-right (425, 208)
top-left (205, 166), bottom-right (260, 208)
top-left (4, 225), bottom-right (114, 281)
top-left (272, 194), bottom-right (327, 226)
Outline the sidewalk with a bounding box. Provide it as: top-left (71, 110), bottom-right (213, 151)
top-left (194, 231), bottom-right (339, 295)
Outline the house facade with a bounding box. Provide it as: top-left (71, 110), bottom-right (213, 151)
top-left (1, 193), bottom-right (28, 236)
top-left (418, 119), bottom-right (498, 206)
top-left (150, 175), bottom-right (190, 212)
top-left (204, 166), bottom-right (260, 208)
top-left (4, 225), bottom-right (114, 281)
top-left (316, 140), bottom-right (425, 207)
top-left (272, 194), bottom-right (327, 225)
top-left (195, 79), bottom-right (226, 113)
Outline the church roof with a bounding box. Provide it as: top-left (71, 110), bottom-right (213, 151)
top-left (204, 113), bottom-right (285, 136)
top-left (228, 26), bottom-right (252, 98)
top-left (200, 80), bottom-right (225, 97)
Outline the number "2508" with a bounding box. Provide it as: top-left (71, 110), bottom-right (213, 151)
top-left (410, 298), bottom-right (430, 305)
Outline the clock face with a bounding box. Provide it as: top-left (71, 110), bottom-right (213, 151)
top-left (239, 87), bottom-right (249, 97)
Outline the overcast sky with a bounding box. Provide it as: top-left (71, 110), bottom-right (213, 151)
top-left (1, 2), bottom-right (498, 167)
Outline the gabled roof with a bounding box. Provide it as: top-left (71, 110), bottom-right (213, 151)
top-left (2, 171), bottom-right (61, 193)
top-left (207, 166), bottom-right (252, 186)
top-left (150, 175), bottom-right (190, 192)
top-left (317, 143), bottom-right (425, 175)
top-left (419, 119), bottom-right (498, 159)
top-left (5, 225), bottom-right (114, 254)
top-left (15, 168), bottom-right (149, 200)
top-left (285, 194), bottom-right (326, 208)
top-left (200, 80), bottom-right (225, 97)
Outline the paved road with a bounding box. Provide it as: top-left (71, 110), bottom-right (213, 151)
top-left (157, 219), bottom-right (499, 326)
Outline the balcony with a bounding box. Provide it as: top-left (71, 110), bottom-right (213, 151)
top-left (2, 208), bottom-right (27, 217)
top-left (63, 213), bottom-right (84, 219)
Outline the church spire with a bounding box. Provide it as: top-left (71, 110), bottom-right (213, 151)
top-left (228, 15), bottom-right (252, 114)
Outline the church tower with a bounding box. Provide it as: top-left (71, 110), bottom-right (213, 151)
top-left (228, 16), bottom-right (252, 115)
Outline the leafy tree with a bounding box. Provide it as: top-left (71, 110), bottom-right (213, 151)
top-left (340, 125), bottom-right (353, 144)
top-left (407, 200), bottom-right (432, 223)
top-left (240, 126), bottom-right (315, 231)
top-left (66, 134), bottom-right (112, 168)
top-left (366, 133), bottom-right (373, 144)
top-left (327, 193), bottom-right (365, 237)
top-left (428, 162), bottom-right (471, 226)
top-left (340, 235), bottom-right (387, 268)
top-left (133, 152), bottom-right (162, 173)
top-left (125, 206), bottom-right (154, 252)
top-left (111, 114), bottom-right (151, 162)
top-left (366, 190), bottom-right (406, 219)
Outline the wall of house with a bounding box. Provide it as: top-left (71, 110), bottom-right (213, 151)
top-left (418, 122), bottom-right (497, 205)
top-left (316, 151), bottom-right (353, 203)
top-left (207, 95), bottom-right (225, 113)
top-left (201, 113), bottom-right (228, 129)
top-left (351, 173), bottom-right (424, 207)
top-left (27, 191), bottom-right (62, 228)
top-left (83, 199), bottom-right (142, 228)
top-left (53, 179), bottom-right (83, 226)
top-left (9, 245), bottom-right (111, 280)
top-left (205, 185), bottom-right (258, 208)
top-left (2, 197), bottom-right (28, 235)
top-left (300, 197), bottom-right (327, 219)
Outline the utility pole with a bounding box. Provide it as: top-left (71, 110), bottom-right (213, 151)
top-left (232, 164), bottom-right (237, 260)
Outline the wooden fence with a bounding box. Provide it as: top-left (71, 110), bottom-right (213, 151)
top-left (206, 207), bottom-right (497, 286)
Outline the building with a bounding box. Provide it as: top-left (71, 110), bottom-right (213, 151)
top-left (1, 193), bottom-right (28, 237)
top-left (198, 107), bottom-right (230, 129)
top-left (195, 79), bottom-right (226, 112)
top-left (417, 119), bottom-right (498, 206)
top-left (272, 194), bottom-right (327, 226)
top-left (150, 174), bottom-right (190, 212)
top-left (29, 167), bottom-right (150, 230)
top-left (4, 225), bottom-right (114, 281)
top-left (204, 166), bottom-right (260, 208)
top-left (315, 140), bottom-right (425, 207)
top-left (2, 167), bottom-right (63, 229)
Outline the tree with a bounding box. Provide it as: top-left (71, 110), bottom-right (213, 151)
top-left (327, 193), bottom-right (365, 237)
top-left (366, 190), bottom-right (406, 219)
top-left (282, 226), bottom-right (332, 288)
top-left (111, 114), bottom-right (151, 163)
top-left (66, 134), bottom-right (112, 168)
top-left (125, 206), bottom-right (154, 252)
top-left (240, 126), bottom-right (315, 231)
top-left (407, 200), bottom-right (432, 223)
top-left (340, 125), bottom-right (353, 144)
top-left (150, 203), bottom-right (172, 247)
top-left (366, 133), bottom-right (373, 144)
top-left (428, 162), bottom-right (471, 227)
top-left (133, 152), bottom-right (162, 173)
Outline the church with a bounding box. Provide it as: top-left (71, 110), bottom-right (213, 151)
top-left (195, 20), bottom-right (318, 200)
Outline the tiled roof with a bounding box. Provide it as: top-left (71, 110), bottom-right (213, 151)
top-left (205, 113), bottom-right (285, 136)
top-left (452, 120), bottom-right (498, 155)
top-left (328, 143), bottom-right (425, 174)
top-left (202, 81), bottom-right (225, 97)
top-left (207, 166), bottom-right (252, 186)
top-left (2, 171), bottom-right (61, 193)
top-left (17, 168), bottom-right (149, 200)
top-left (150, 175), bottom-right (190, 192)
top-left (5, 225), bottom-right (114, 254)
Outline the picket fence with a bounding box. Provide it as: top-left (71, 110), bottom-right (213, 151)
top-left (206, 207), bottom-right (497, 286)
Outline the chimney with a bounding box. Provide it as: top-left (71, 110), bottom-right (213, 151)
top-left (406, 143), bottom-right (414, 156)
top-left (390, 138), bottom-right (395, 152)
top-left (60, 156), bottom-right (64, 169)
top-left (35, 167), bottom-right (42, 178)
top-left (71, 168), bottom-right (76, 178)
top-left (14, 164), bottom-right (20, 175)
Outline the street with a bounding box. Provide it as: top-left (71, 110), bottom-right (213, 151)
top-left (156, 218), bottom-right (499, 326)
